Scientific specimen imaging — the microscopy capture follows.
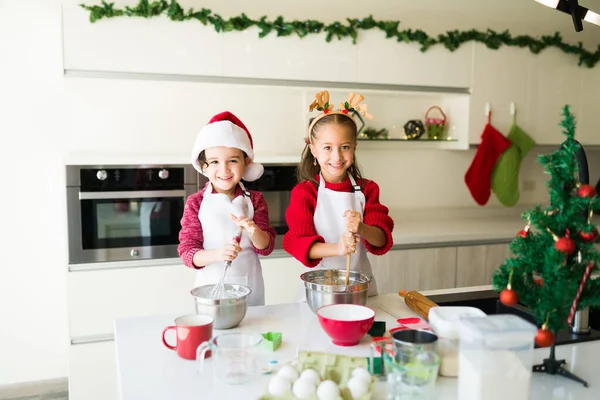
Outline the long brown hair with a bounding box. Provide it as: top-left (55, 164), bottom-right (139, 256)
top-left (297, 113), bottom-right (363, 188)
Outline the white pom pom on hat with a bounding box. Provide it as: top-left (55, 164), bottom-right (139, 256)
top-left (190, 111), bottom-right (264, 182)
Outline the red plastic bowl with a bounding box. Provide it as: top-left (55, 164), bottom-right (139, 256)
top-left (316, 304), bottom-right (375, 346)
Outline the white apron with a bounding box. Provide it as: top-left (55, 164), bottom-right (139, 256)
top-left (297, 174), bottom-right (378, 302)
top-left (195, 182), bottom-right (265, 306)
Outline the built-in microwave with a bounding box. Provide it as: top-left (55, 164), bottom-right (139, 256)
top-left (66, 165), bottom-right (201, 265)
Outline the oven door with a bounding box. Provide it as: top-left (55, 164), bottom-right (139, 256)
top-left (67, 189), bottom-right (192, 264)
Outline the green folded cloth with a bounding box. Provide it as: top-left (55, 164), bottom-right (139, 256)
top-left (491, 123), bottom-right (536, 207)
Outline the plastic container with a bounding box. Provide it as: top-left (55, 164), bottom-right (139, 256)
top-left (457, 314), bottom-right (537, 400)
top-left (427, 306), bottom-right (486, 377)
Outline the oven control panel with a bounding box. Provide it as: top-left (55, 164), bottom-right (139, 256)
top-left (80, 168), bottom-right (185, 191)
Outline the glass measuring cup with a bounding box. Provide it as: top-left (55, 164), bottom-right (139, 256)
top-left (197, 332), bottom-right (264, 385)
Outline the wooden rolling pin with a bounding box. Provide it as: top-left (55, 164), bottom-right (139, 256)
top-left (398, 290), bottom-right (440, 321)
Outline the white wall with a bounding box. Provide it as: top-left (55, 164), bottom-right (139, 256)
top-left (1, 0), bottom-right (600, 386)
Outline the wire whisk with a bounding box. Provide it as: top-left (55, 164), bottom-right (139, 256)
top-left (208, 226), bottom-right (243, 300)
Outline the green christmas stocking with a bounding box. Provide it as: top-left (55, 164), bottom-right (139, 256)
top-left (491, 123), bottom-right (536, 207)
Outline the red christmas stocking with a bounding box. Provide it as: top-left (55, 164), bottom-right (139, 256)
top-left (465, 113), bottom-right (511, 205)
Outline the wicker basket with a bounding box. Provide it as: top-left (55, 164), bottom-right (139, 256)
top-left (425, 106), bottom-right (447, 139)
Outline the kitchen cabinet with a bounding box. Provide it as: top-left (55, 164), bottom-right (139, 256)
top-left (368, 247), bottom-right (457, 295)
top-left (455, 243), bottom-right (511, 287)
top-left (261, 256), bottom-right (308, 305)
top-left (67, 263), bottom-right (196, 339)
top-left (69, 341), bottom-right (117, 400)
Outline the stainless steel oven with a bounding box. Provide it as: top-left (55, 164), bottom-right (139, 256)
top-left (66, 165), bottom-right (200, 264)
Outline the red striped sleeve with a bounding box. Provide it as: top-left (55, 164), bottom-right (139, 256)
top-left (178, 189), bottom-right (206, 269)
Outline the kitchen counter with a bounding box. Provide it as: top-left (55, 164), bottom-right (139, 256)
top-left (114, 292), bottom-right (599, 399)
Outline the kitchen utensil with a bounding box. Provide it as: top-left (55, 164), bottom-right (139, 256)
top-left (398, 290), bottom-right (439, 321)
top-left (301, 269), bottom-right (373, 314)
top-left (383, 344), bottom-right (440, 399)
top-left (317, 304), bottom-right (375, 346)
top-left (197, 332), bottom-right (265, 385)
top-left (191, 283), bottom-right (251, 329)
top-left (161, 314), bottom-right (214, 360)
top-left (345, 253), bottom-right (351, 285)
top-left (209, 226), bottom-right (244, 300)
top-left (391, 329), bottom-right (439, 359)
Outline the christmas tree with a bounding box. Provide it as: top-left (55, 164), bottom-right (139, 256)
top-left (493, 105), bottom-right (600, 385)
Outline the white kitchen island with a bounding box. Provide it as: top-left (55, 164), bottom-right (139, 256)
top-left (114, 294), bottom-right (599, 399)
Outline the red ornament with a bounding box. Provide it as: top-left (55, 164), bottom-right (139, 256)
top-left (517, 229), bottom-right (530, 238)
top-left (534, 278), bottom-right (544, 288)
top-left (500, 288), bottom-right (519, 307)
top-left (323, 108), bottom-right (329, 114)
top-left (579, 227), bottom-right (599, 243)
top-left (577, 184), bottom-right (596, 198)
top-left (341, 109), bottom-right (348, 114)
top-left (535, 326), bottom-right (555, 347)
top-left (554, 237), bottom-right (576, 254)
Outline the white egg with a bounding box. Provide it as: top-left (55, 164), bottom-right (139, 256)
top-left (277, 364), bottom-right (299, 382)
top-left (268, 375), bottom-right (291, 397)
top-left (316, 380), bottom-right (340, 400)
top-left (299, 368), bottom-right (321, 385)
top-left (292, 377), bottom-right (317, 399)
top-left (351, 367), bottom-right (372, 384)
top-left (347, 376), bottom-right (369, 399)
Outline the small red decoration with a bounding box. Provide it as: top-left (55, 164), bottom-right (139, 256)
top-left (500, 288), bottom-right (519, 307)
top-left (535, 325), bottom-right (555, 347)
top-left (534, 278), bottom-right (544, 288)
top-left (554, 237), bottom-right (576, 254)
top-left (517, 229), bottom-right (529, 238)
top-left (323, 109), bottom-right (329, 114)
top-left (341, 109), bottom-right (348, 114)
top-left (577, 184), bottom-right (596, 198)
top-left (579, 227), bottom-right (599, 242)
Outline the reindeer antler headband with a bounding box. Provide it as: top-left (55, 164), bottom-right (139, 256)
top-left (307, 90), bottom-right (374, 141)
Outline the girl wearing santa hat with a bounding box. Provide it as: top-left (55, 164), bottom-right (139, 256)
top-left (283, 91), bottom-right (394, 298)
top-left (178, 111), bottom-right (276, 306)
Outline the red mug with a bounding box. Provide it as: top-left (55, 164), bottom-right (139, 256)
top-left (162, 314), bottom-right (213, 360)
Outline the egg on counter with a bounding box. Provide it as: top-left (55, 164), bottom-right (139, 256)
top-left (346, 376), bottom-right (369, 399)
top-left (277, 364), bottom-right (299, 382)
top-left (268, 375), bottom-right (292, 397)
top-left (351, 367), bottom-right (371, 383)
top-left (316, 380), bottom-right (340, 400)
top-left (292, 377), bottom-right (317, 399)
top-left (299, 368), bottom-right (321, 385)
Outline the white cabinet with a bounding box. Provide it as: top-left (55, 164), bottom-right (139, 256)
top-left (368, 247), bottom-right (457, 294)
top-left (469, 45), bottom-right (533, 144)
top-left (356, 31), bottom-right (473, 88)
top-left (261, 256), bottom-right (307, 305)
top-left (69, 341), bottom-right (117, 400)
top-left (455, 244), bottom-right (511, 287)
top-left (67, 264), bottom-right (197, 338)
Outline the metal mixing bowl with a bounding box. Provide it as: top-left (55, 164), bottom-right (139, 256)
top-left (301, 269), bottom-right (373, 313)
top-left (191, 284), bottom-right (252, 329)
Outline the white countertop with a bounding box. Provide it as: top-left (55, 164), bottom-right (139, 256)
top-left (114, 293), bottom-right (599, 399)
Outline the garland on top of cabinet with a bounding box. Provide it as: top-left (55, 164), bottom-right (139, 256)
top-left (80, 0), bottom-right (600, 68)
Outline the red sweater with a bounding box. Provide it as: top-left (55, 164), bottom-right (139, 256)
top-left (178, 183), bottom-right (276, 269)
top-left (283, 176), bottom-right (394, 267)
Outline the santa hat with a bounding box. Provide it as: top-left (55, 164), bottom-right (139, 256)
top-left (190, 111), bottom-right (264, 182)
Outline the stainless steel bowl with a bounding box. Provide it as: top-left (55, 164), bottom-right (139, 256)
top-left (301, 269), bottom-right (373, 313)
top-left (191, 284), bottom-right (251, 329)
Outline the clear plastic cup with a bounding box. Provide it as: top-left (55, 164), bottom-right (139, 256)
top-left (382, 345), bottom-right (439, 400)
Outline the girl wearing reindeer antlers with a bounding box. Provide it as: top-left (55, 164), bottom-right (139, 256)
top-left (283, 91), bottom-right (394, 299)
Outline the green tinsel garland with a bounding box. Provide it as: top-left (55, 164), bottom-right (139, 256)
top-left (80, 0), bottom-right (600, 68)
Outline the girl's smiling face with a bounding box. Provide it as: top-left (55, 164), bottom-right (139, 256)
top-left (310, 123), bottom-right (356, 183)
top-left (201, 147), bottom-right (249, 195)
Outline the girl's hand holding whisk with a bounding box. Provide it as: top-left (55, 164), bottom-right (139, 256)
top-left (217, 239), bottom-right (242, 262)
